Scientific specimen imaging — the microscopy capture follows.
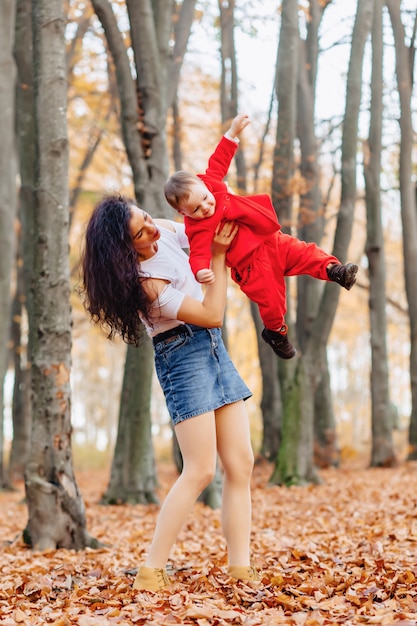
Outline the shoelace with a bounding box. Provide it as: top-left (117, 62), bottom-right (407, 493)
top-left (157, 569), bottom-right (169, 587)
top-left (248, 565), bottom-right (260, 580)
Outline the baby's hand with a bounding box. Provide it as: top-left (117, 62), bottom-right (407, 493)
top-left (196, 269), bottom-right (215, 285)
top-left (229, 114), bottom-right (250, 138)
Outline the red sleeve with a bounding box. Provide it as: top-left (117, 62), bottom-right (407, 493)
top-left (185, 217), bottom-right (216, 276)
top-left (202, 136), bottom-right (238, 182)
top-left (186, 136), bottom-right (238, 276)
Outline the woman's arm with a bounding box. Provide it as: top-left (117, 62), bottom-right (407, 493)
top-left (177, 221), bottom-right (237, 328)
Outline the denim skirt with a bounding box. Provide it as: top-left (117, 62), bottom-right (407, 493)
top-left (153, 324), bottom-right (252, 426)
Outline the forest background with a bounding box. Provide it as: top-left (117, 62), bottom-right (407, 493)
top-left (67, 0), bottom-right (408, 469)
top-left (2, 0), bottom-right (414, 477)
top-left (1, 0), bottom-right (417, 624)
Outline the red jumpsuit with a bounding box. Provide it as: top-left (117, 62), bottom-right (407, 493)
top-left (184, 136), bottom-right (340, 331)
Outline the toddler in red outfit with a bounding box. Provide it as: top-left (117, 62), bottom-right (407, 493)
top-left (164, 114), bottom-right (358, 359)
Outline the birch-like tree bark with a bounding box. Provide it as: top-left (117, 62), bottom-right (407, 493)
top-left (386, 0), bottom-right (417, 460)
top-left (9, 0), bottom-right (36, 485)
top-left (269, 0), bottom-right (308, 485)
top-left (364, 0), bottom-right (396, 467)
top-left (0, 0), bottom-right (17, 488)
top-left (296, 0), bottom-right (338, 467)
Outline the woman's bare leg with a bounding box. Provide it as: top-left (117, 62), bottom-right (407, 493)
top-left (145, 411), bottom-right (217, 568)
top-left (215, 400), bottom-right (254, 566)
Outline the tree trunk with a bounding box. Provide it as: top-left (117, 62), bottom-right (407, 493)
top-left (250, 302), bottom-right (282, 461)
top-left (24, 0), bottom-right (94, 550)
top-left (313, 358), bottom-right (339, 468)
top-left (250, 51), bottom-right (283, 461)
top-left (0, 0), bottom-right (17, 488)
top-left (364, 0), bottom-right (396, 468)
top-left (296, 1), bottom-right (338, 466)
top-left (270, 358), bottom-right (317, 485)
top-left (218, 0), bottom-right (237, 124)
top-left (126, 0), bottom-right (172, 215)
top-left (296, 0), bottom-right (324, 346)
top-left (271, 0), bottom-right (374, 485)
top-left (272, 0), bottom-right (298, 227)
top-left (13, 0), bottom-right (37, 486)
top-left (386, 1), bottom-right (417, 460)
top-left (92, 0), bottom-right (196, 504)
top-left (9, 221), bottom-right (31, 483)
top-left (102, 339), bottom-right (158, 503)
top-left (90, 0), bottom-right (145, 203)
top-left (270, 0), bottom-right (307, 484)
top-left (66, 3), bottom-right (92, 76)
top-left (166, 0), bottom-right (197, 109)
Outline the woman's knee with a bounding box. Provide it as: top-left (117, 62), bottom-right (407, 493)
top-left (223, 448), bottom-right (254, 482)
top-left (182, 463), bottom-right (217, 492)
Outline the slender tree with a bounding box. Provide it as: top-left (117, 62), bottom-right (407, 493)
top-left (102, 337), bottom-right (157, 504)
top-left (270, 0), bottom-right (307, 485)
top-left (0, 0), bottom-right (17, 488)
top-left (9, 222), bottom-right (32, 483)
top-left (252, 38), bottom-right (283, 462)
top-left (386, 1), bottom-right (417, 460)
top-left (167, 0), bottom-right (197, 172)
top-left (364, 0), bottom-right (396, 467)
top-left (10, 0), bottom-right (36, 486)
top-left (296, 0), bottom-right (338, 468)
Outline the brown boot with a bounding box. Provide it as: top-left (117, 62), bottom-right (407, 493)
top-left (133, 566), bottom-right (170, 591)
top-left (228, 565), bottom-right (261, 581)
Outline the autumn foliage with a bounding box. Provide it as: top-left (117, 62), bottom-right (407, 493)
top-left (1, 459), bottom-right (417, 625)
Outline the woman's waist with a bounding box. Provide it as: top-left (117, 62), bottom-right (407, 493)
top-left (152, 323), bottom-right (208, 346)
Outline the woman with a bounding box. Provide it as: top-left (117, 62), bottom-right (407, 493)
top-left (81, 195), bottom-right (258, 591)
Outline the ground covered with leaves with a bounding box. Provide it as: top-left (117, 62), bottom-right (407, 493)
top-left (1, 460), bottom-right (417, 625)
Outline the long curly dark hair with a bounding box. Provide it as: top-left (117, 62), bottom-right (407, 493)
top-left (80, 194), bottom-right (151, 346)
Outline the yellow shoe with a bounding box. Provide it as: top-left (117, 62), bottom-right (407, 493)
top-left (133, 566), bottom-right (170, 591)
top-left (227, 565), bottom-right (260, 581)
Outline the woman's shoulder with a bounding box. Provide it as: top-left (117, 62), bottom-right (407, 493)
top-left (155, 218), bottom-right (177, 232)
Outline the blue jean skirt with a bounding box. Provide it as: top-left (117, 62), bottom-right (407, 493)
top-left (153, 324), bottom-right (252, 426)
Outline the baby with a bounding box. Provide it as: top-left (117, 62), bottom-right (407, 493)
top-left (164, 114), bottom-right (358, 359)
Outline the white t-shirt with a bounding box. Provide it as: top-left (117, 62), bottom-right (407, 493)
top-left (139, 221), bottom-right (203, 337)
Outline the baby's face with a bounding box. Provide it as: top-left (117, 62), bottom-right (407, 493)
top-left (179, 182), bottom-right (216, 220)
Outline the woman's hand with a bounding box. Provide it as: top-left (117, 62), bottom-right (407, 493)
top-left (212, 220), bottom-right (238, 255)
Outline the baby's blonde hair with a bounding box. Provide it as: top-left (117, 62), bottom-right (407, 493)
top-left (164, 171), bottom-right (201, 212)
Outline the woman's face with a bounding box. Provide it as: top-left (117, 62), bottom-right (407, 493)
top-left (128, 204), bottom-right (160, 258)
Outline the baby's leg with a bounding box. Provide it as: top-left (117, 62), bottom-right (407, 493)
top-left (232, 244), bottom-right (296, 358)
top-left (278, 232), bottom-right (339, 280)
